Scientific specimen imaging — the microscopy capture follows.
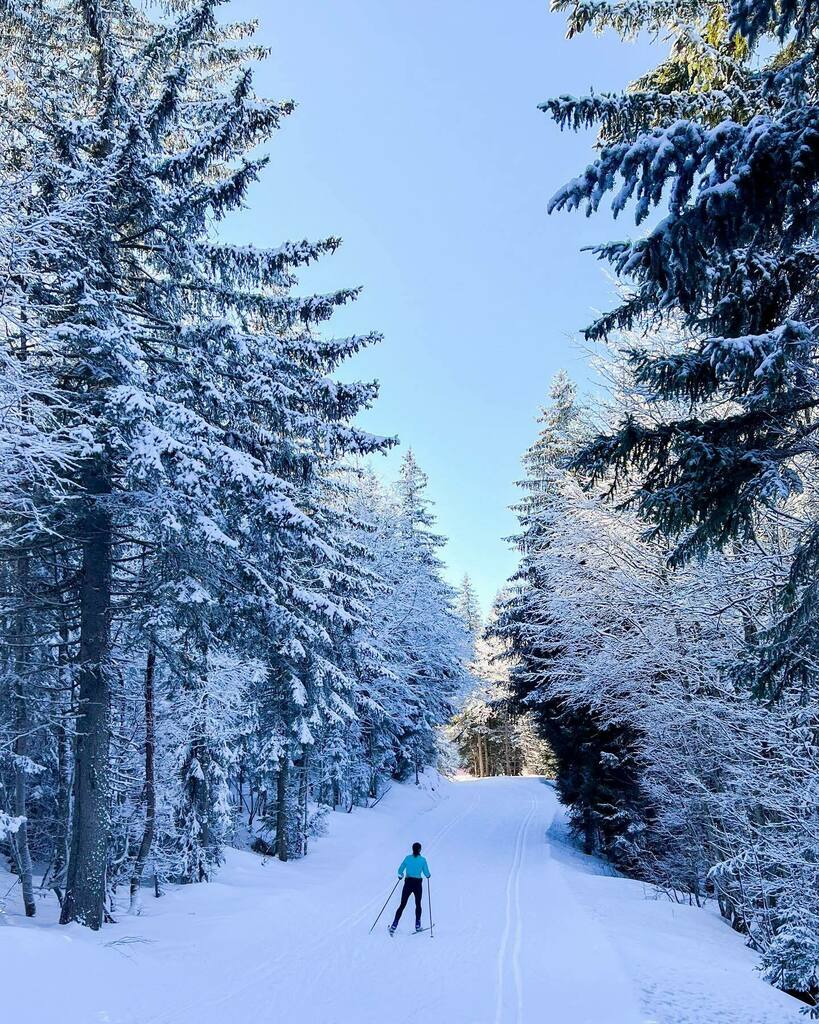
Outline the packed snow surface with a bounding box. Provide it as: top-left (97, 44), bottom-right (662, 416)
top-left (1, 775), bottom-right (800, 1023)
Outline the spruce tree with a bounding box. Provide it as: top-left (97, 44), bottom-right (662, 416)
top-left (455, 575), bottom-right (483, 644)
top-left (547, 0), bottom-right (819, 695)
top-left (449, 596), bottom-right (547, 778)
top-left (497, 373), bottom-right (648, 861)
top-left (545, 0), bottom-right (819, 961)
top-left (2, 0), bottom-right (387, 927)
top-left (391, 452), bottom-right (469, 779)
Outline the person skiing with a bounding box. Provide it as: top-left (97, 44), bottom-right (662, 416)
top-left (389, 842), bottom-right (430, 935)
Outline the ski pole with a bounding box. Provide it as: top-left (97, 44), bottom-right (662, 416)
top-left (427, 878), bottom-right (434, 939)
top-left (368, 878), bottom-right (401, 934)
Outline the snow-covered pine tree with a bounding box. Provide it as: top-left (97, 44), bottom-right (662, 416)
top-left (339, 455), bottom-right (470, 786)
top-left (545, 0), bottom-right (819, 990)
top-left (496, 372), bottom-right (649, 861)
top-left (0, 112), bottom-right (85, 920)
top-left (327, 467), bottom-right (411, 799)
top-left (506, 349), bottom-right (819, 990)
top-left (455, 575), bottom-right (483, 647)
top-left (0, 0), bottom-right (389, 928)
top-left (547, 0), bottom-right (819, 697)
top-left (448, 595), bottom-right (545, 778)
top-left (389, 452), bottom-right (470, 780)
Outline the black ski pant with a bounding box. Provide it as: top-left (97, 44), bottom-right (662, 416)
top-left (392, 877), bottom-right (423, 927)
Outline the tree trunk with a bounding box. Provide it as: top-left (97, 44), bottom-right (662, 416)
top-left (129, 645), bottom-right (156, 913)
top-left (298, 749), bottom-right (309, 858)
top-left (502, 716), bottom-right (513, 777)
top-left (582, 807), bottom-right (595, 855)
top-left (50, 564), bottom-right (73, 901)
top-left (60, 464), bottom-right (113, 929)
top-left (12, 553), bottom-right (36, 917)
top-left (276, 757), bottom-right (289, 862)
top-left (51, 712), bottom-right (70, 902)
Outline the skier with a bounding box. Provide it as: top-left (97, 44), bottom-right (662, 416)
top-left (389, 842), bottom-right (431, 935)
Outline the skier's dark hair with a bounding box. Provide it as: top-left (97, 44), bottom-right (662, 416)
top-left (412, 842), bottom-right (422, 855)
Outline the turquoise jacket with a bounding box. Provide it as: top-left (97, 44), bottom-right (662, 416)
top-left (398, 854), bottom-right (430, 879)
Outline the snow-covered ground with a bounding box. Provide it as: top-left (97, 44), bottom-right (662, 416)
top-left (1, 775), bottom-right (800, 1024)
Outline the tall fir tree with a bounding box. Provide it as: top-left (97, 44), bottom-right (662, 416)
top-left (1, 0), bottom-right (388, 928)
top-left (496, 372), bottom-right (648, 861)
top-left (544, 0), bottom-right (819, 964)
top-left (547, 0), bottom-right (819, 697)
top-left (455, 575), bottom-right (483, 645)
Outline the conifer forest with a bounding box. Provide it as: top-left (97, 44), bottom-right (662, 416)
top-left (2, 2), bottom-right (819, 1022)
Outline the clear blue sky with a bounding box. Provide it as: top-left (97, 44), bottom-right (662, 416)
top-left (226, 0), bottom-right (656, 614)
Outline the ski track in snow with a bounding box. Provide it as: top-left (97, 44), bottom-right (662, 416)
top-left (511, 798), bottom-right (536, 1022)
top-left (1, 775), bottom-right (803, 1024)
top-left (494, 796), bottom-right (535, 1024)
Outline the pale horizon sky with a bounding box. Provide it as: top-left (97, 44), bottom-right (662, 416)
top-left (226, 0), bottom-right (657, 614)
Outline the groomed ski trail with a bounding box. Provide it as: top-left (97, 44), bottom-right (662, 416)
top-left (145, 780), bottom-right (481, 1024)
top-left (143, 777), bottom-right (644, 1024)
top-left (4, 774), bottom-right (803, 1024)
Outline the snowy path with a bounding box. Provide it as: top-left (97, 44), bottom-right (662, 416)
top-left (145, 776), bottom-right (642, 1024)
top-left (2, 776), bottom-right (801, 1024)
